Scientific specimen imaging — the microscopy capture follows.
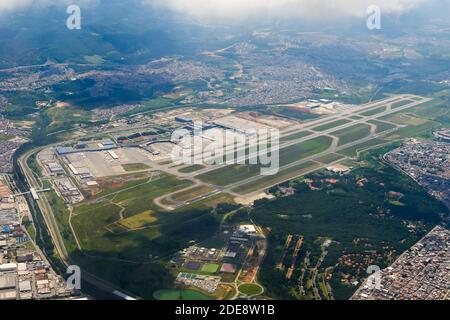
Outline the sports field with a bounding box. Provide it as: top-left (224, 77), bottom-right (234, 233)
top-left (202, 263), bottom-right (220, 273)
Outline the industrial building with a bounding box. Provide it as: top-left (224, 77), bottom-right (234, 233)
top-left (56, 139), bottom-right (117, 155)
top-left (47, 162), bottom-right (65, 175)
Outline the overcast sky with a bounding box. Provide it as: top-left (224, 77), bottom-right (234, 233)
top-left (0, 0), bottom-right (445, 21)
top-left (0, 0), bottom-right (95, 12)
top-left (150, 0), bottom-right (429, 19)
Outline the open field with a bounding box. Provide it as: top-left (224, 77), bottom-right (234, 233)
top-left (379, 113), bottom-right (414, 124)
top-left (196, 164), bottom-right (262, 187)
top-left (117, 210), bottom-right (158, 229)
top-left (337, 138), bottom-right (387, 157)
top-left (122, 163), bottom-right (150, 172)
top-left (315, 153), bottom-right (346, 164)
top-left (280, 131), bottom-right (313, 143)
top-left (392, 100), bottom-right (413, 109)
top-left (153, 289), bottom-right (213, 300)
top-left (178, 164), bottom-right (205, 173)
top-left (330, 124), bottom-right (371, 146)
top-left (171, 185), bottom-right (216, 202)
top-left (278, 136), bottom-right (332, 166)
top-left (165, 192), bottom-right (237, 213)
top-left (367, 120), bottom-right (397, 133)
top-left (84, 55), bottom-right (105, 64)
top-left (72, 203), bottom-right (219, 262)
top-left (69, 173), bottom-right (217, 262)
top-left (312, 119), bottom-right (351, 132)
top-left (388, 120), bottom-right (440, 139)
top-left (271, 106), bottom-right (322, 121)
top-left (232, 161), bottom-right (321, 195)
top-left (360, 106), bottom-right (386, 116)
top-left (196, 136), bottom-right (332, 186)
top-left (238, 283), bottom-right (264, 296)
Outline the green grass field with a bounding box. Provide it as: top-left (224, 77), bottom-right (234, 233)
top-left (153, 289), bottom-right (213, 300)
top-left (238, 283), bottom-right (263, 296)
top-left (367, 120), bottom-right (397, 133)
top-left (312, 119), bottom-right (351, 132)
top-left (202, 263), bottom-right (220, 273)
top-left (390, 120), bottom-right (440, 138)
top-left (118, 210), bottom-right (158, 229)
top-left (178, 164), bottom-right (205, 173)
top-left (272, 106), bottom-right (322, 121)
top-left (196, 136), bottom-right (332, 186)
top-left (83, 55), bottom-right (105, 64)
top-left (69, 173), bottom-right (220, 261)
top-left (105, 175), bottom-right (192, 216)
top-left (278, 136), bottom-right (332, 166)
top-left (122, 163), bottom-right (150, 172)
top-left (232, 161), bottom-right (320, 195)
top-left (315, 153), bottom-right (346, 164)
top-left (172, 186), bottom-right (215, 202)
top-left (330, 124), bottom-right (371, 146)
top-left (196, 164), bottom-right (262, 187)
top-left (173, 193), bottom-right (236, 212)
top-left (337, 138), bottom-right (387, 157)
top-left (392, 100), bottom-right (412, 109)
top-left (280, 131), bottom-right (313, 143)
top-left (360, 106), bottom-right (386, 116)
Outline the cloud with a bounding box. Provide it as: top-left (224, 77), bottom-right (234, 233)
top-left (0, 0), bottom-right (32, 11)
top-left (147, 0), bottom-right (431, 21)
top-left (0, 0), bottom-right (96, 12)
